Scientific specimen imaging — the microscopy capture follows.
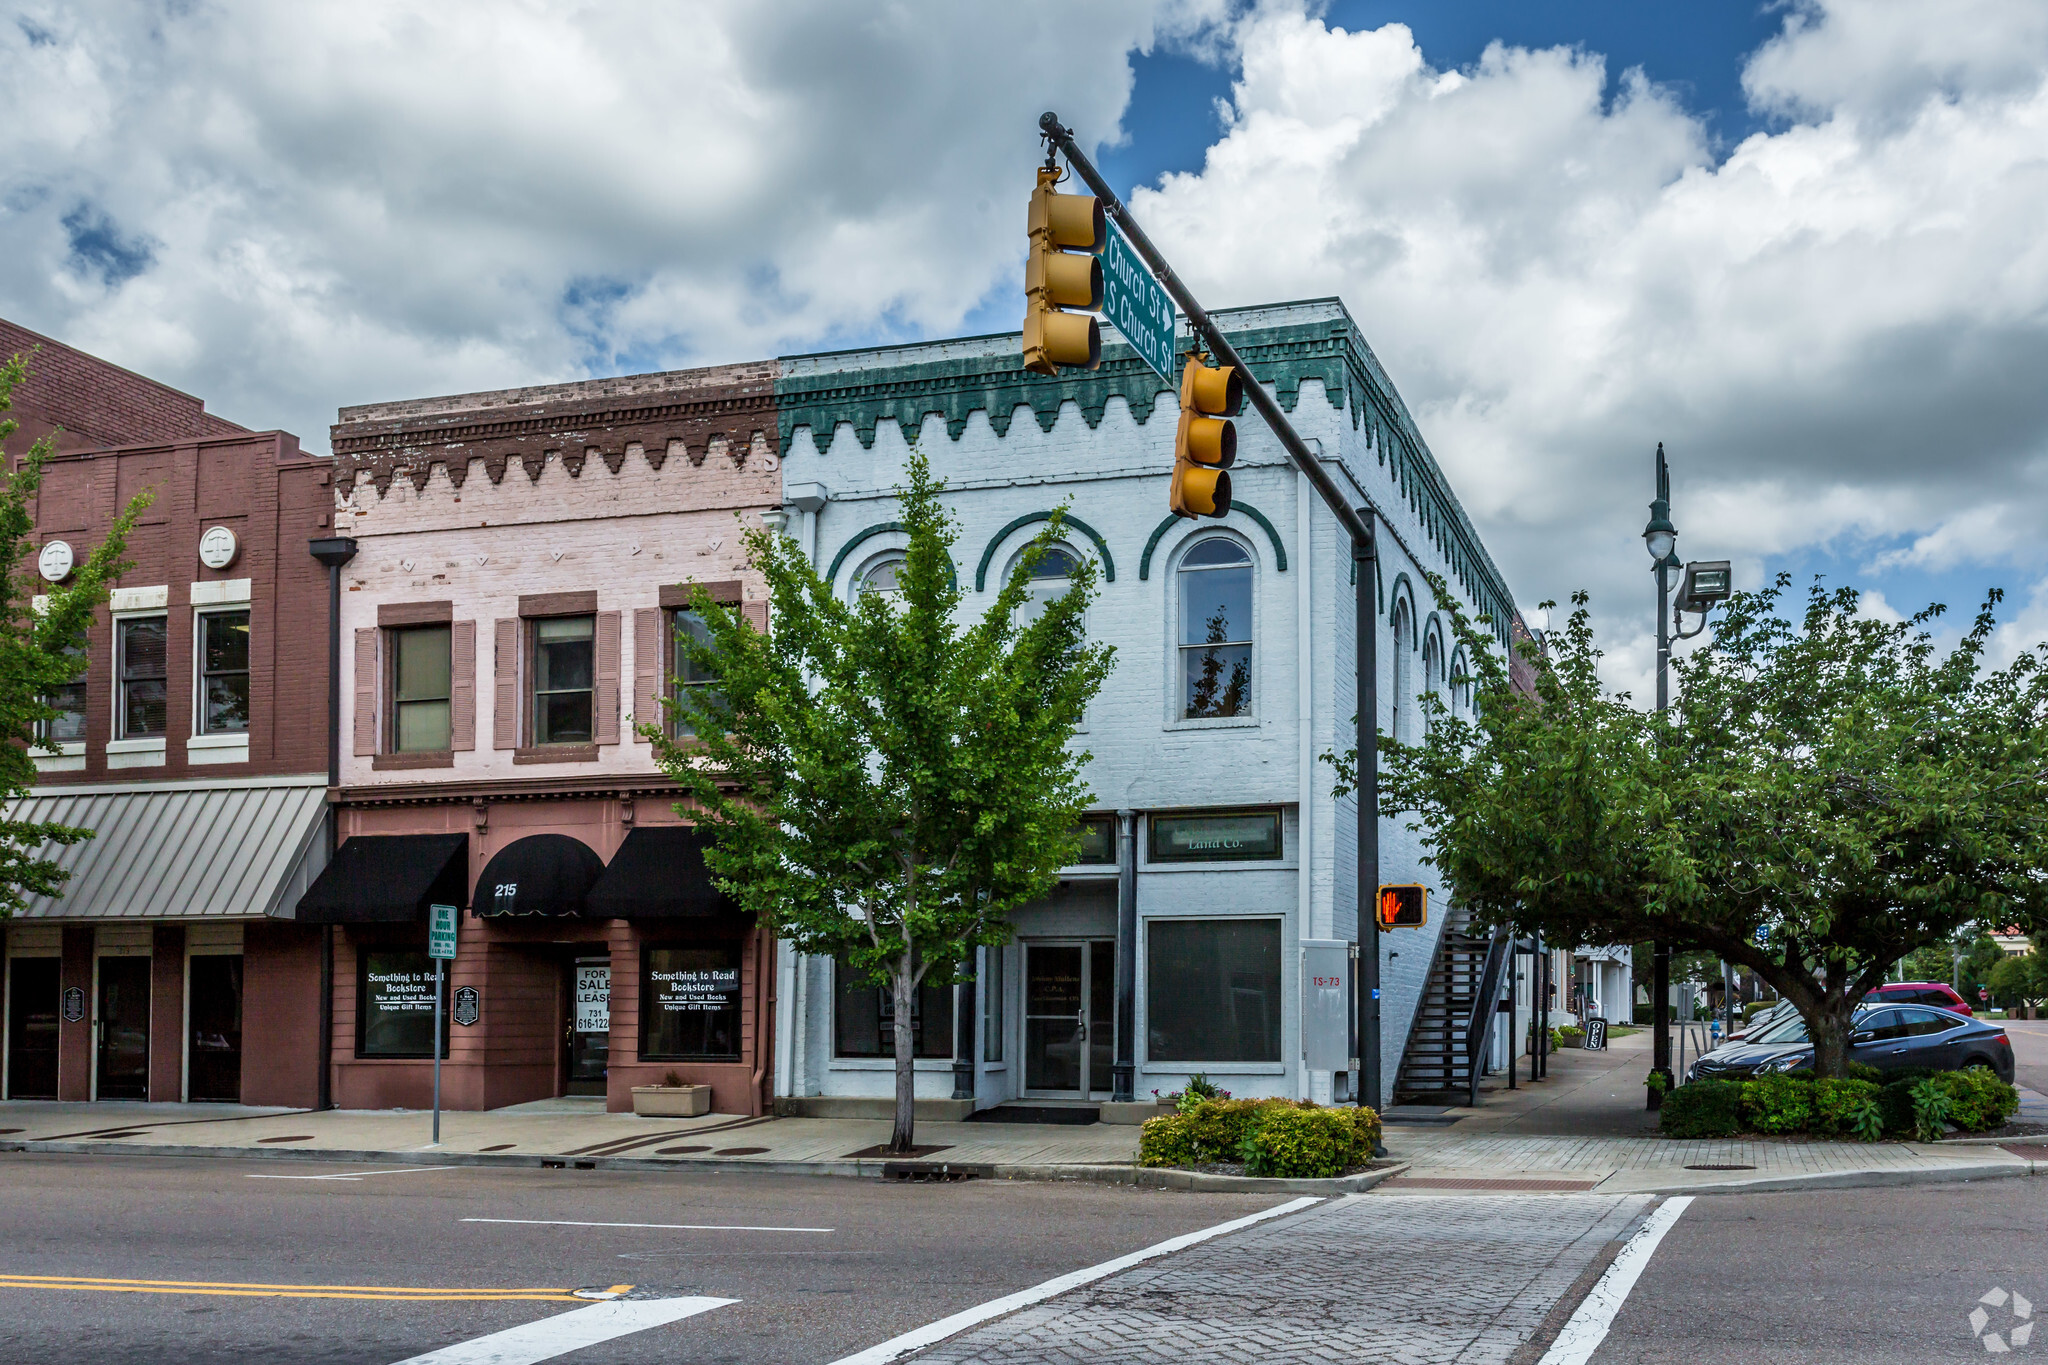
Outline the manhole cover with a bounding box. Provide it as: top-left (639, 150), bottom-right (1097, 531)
top-left (1685, 1163), bottom-right (1756, 1171)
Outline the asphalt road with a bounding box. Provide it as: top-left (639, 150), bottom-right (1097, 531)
top-left (0, 1152), bottom-right (1280, 1364)
top-left (1997, 1017), bottom-right (2048, 1095)
top-left (1591, 1179), bottom-right (2048, 1364)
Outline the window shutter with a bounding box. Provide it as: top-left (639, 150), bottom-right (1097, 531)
top-left (633, 608), bottom-right (662, 742)
top-left (352, 628), bottom-right (378, 757)
top-left (493, 619), bottom-right (518, 750)
top-left (449, 620), bottom-right (476, 752)
top-left (741, 601), bottom-right (769, 633)
top-left (596, 610), bottom-right (621, 744)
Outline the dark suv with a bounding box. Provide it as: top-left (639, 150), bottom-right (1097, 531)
top-left (1864, 982), bottom-right (1974, 1016)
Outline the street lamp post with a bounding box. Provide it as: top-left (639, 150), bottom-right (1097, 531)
top-left (1643, 446), bottom-right (1680, 1107)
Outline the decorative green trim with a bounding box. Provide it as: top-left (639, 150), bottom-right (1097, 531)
top-left (1387, 572), bottom-right (1419, 644)
top-left (1137, 501), bottom-right (1287, 580)
top-left (825, 521), bottom-right (905, 584)
top-left (972, 513), bottom-right (1116, 592)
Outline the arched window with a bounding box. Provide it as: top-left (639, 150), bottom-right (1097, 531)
top-left (1422, 631), bottom-right (1442, 737)
top-left (1011, 543), bottom-right (1081, 628)
top-left (854, 551), bottom-right (906, 606)
top-left (1391, 599), bottom-right (1413, 744)
top-left (1450, 649), bottom-right (1473, 718)
top-left (1177, 537), bottom-right (1253, 718)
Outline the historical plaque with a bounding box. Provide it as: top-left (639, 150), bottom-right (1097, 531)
top-left (62, 986), bottom-right (85, 1023)
top-left (452, 986), bottom-right (480, 1027)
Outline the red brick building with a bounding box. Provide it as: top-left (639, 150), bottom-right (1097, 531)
top-left (4, 319), bottom-right (333, 1107)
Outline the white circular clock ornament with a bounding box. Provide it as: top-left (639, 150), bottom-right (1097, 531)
top-left (38, 540), bottom-right (74, 582)
top-left (198, 525), bottom-right (240, 570)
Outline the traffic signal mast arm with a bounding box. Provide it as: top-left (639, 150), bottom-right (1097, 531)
top-left (1036, 112), bottom-right (1374, 547)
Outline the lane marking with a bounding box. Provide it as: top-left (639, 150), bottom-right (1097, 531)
top-left (463, 1218), bottom-right (833, 1233)
top-left (386, 1295), bottom-right (736, 1364)
top-left (246, 1167), bottom-right (439, 1181)
top-left (824, 1195), bottom-right (1323, 1365)
top-left (0, 1272), bottom-right (578, 1303)
top-left (1536, 1195), bottom-right (1694, 1365)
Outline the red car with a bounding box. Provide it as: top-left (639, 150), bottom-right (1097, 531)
top-left (1864, 981), bottom-right (1974, 1016)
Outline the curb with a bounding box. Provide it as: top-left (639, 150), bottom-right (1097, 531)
top-left (1598, 1157), bottom-right (2037, 1196)
top-left (1, 1139), bottom-right (1401, 1194)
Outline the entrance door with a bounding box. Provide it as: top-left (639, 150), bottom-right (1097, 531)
top-left (187, 955), bottom-right (243, 1102)
top-left (6, 957), bottom-right (60, 1099)
top-left (1023, 941), bottom-right (1116, 1097)
top-left (564, 959), bottom-right (609, 1095)
top-left (96, 957), bottom-right (150, 1100)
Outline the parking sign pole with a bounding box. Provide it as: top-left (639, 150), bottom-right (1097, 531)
top-left (432, 957), bottom-right (444, 1146)
top-left (427, 902), bottom-right (457, 1147)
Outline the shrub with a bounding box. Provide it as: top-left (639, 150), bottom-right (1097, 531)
top-left (1742, 1074), bottom-right (1817, 1134)
top-left (1846, 1062), bottom-right (1886, 1085)
top-left (1137, 1114), bottom-right (1200, 1168)
top-left (1240, 1106), bottom-right (1363, 1178)
top-left (1634, 1003), bottom-right (1656, 1025)
top-left (1185, 1098), bottom-right (1282, 1157)
top-left (1557, 1026), bottom-right (1584, 1045)
top-left (1909, 1077), bottom-right (1953, 1142)
top-left (1935, 1069), bottom-right (2019, 1132)
top-left (1660, 1079), bottom-right (1744, 1137)
top-left (1742, 1000), bottom-right (1778, 1024)
top-left (1877, 1078), bottom-right (1919, 1137)
top-left (1808, 1078), bottom-right (1883, 1141)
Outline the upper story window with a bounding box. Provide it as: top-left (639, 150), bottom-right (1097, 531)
top-left (1450, 650), bottom-right (1473, 718)
top-left (1177, 537), bottom-right (1252, 719)
top-left (117, 615), bottom-right (168, 739)
top-left (854, 552), bottom-right (906, 606)
top-left (197, 610), bottom-right (250, 734)
top-left (1391, 599), bottom-right (1414, 744)
top-left (532, 615), bottom-right (595, 745)
top-left (390, 624), bottom-right (452, 752)
top-left (41, 644), bottom-right (87, 744)
top-left (1013, 544), bottom-right (1081, 628)
top-left (1421, 630), bottom-right (1442, 738)
top-left (667, 608), bottom-right (722, 739)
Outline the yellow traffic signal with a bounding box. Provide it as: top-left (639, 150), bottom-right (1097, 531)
top-left (1023, 166), bottom-right (1105, 376)
top-left (1169, 356), bottom-right (1241, 519)
top-left (1377, 884), bottom-right (1427, 928)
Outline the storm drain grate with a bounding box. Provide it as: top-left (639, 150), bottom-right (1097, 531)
top-left (1684, 1163), bottom-right (1757, 1171)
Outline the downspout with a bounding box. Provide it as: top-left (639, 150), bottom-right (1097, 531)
top-left (308, 535), bottom-right (358, 1114)
top-left (1112, 810), bottom-right (1137, 1103)
top-left (1296, 465), bottom-right (1314, 1101)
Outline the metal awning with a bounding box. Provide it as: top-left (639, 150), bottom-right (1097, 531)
top-left (585, 825), bottom-right (743, 920)
top-left (7, 777), bottom-right (329, 921)
top-left (293, 833), bottom-right (469, 924)
top-left (472, 834), bottom-right (603, 918)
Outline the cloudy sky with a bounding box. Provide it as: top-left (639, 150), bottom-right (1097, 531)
top-left (5, 0), bottom-right (2046, 689)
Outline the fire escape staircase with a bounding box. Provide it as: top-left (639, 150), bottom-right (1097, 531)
top-left (1394, 905), bottom-right (1511, 1106)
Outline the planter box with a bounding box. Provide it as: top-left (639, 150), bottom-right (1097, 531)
top-left (632, 1084), bottom-right (712, 1118)
top-left (1558, 1036), bottom-right (1584, 1049)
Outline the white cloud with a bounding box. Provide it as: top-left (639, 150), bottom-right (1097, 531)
top-left (1129, 0), bottom-right (2048, 689)
top-left (0, 0), bottom-right (1164, 445)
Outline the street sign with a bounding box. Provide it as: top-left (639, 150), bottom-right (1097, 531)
top-left (428, 903), bottom-right (458, 960)
top-left (1101, 221), bottom-right (1175, 382)
top-left (453, 986), bottom-right (480, 1027)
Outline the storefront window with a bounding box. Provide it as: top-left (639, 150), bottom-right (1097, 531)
top-left (641, 945), bottom-right (742, 1060)
top-left (357, 949), bottom-right (446, 1058)
top-left (1146, 918), bottom-right (1282, 1063)
top-left (833, 950), bottom-right (953, 1059)
top-left (1148, 810), bottom-right (1281, 862)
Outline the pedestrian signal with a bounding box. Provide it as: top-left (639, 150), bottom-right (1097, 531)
top-left (1377, 884), bottom-right (1427, 928)
top-left (1023, 167), bottom-right (1105, 376)
top-left (1169, 357), bottom-right (1240, 519)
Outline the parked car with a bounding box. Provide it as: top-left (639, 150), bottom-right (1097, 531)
top-left (1688, 1004), bottom-right (2014, 1083)
top-left (1730, 1000), bottom-right (1794, 1041)
top-left (1863, 981), bottom-right (1974, 1016)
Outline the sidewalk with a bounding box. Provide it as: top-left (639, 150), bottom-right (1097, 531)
top-left (6, 1038), bottom-right (2044, 1195)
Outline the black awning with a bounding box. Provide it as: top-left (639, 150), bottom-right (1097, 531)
top-left (585, 825), bottom-right (743, 920)
top-left (291, 833), bottom-right (468, 924)
top-left (473, 833), bottom-right (604, 918)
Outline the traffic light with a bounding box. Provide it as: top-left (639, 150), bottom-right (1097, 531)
top-left (1023, 166), bottom-right (1105, 376)
top-left (1377, 884), bottom-right (1427, 928)
top-left (1169, 356), bottom-right (1241, 519)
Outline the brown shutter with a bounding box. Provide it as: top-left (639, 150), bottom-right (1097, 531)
top-left (633, 608), bottom-right (662, 742)
top-left (352, 628), bottom-right (379, 757)
top-left (449, 620), bottom-right (476, 752)
top-left (595, 610), bottom-right (621, 744)
top-left (741, 601), bottom-right (769, 633)
top-left (493, 619), bottom-right (518, 750)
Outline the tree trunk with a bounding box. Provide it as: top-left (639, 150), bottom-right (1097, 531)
top-left (1808, 1004), bottom-right (1855, 1079)
top-left (890, 951), bottom-right (917, 1154)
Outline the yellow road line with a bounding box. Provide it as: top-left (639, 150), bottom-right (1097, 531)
top-left (0, 1272), bottom-right (584, 1302)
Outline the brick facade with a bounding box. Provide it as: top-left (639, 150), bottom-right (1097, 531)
top-left (2, 316), bottom-right (244, 456)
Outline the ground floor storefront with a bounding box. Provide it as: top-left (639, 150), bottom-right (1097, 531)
top-left (2, 777), bottom-right (330, 1106)
top-left (297, 786), bottom-right (772, 1116)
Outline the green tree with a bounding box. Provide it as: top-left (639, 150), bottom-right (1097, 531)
top-left (1345, 575), bottom-right (2048, 1079)
top-left (647, 449), bottom-right (1113, 1152)
top-left (2, 351), bottom-right (150, 917)
top-left (1987, 951), bottom-right (2048, 1013)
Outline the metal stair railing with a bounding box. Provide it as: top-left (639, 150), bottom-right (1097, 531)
top-left (1461, 927), bottom-right (1511, 1108)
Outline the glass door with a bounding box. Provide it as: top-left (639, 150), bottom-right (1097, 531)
top-left (187, 955), bottom-right (243, 1102)
top-left (1023, 941), bottom-right (1116, 1097)
top-left (6, 957), bottom-right (60, 1099)
top-left (565, 958), bottom-right (609, 1095)
top-left (96, 957), bottom-right (151, 1100)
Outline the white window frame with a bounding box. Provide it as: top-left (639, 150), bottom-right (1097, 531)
top-left (110, 608), bottom-right (171, 752)
top-left (1166, 531), bottom-right (1258, 730)
top-left (192, 606), bottom-right (252, 739)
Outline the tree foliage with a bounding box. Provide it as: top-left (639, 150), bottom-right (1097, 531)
top-left (647, 448), bottom-right (1113, 1150)
top-left (1, 351), bottom-right (148, 917)
top-left (1344, 573), bottom-right (2048, 1078)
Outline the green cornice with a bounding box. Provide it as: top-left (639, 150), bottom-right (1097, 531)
top-left (973, 513), bottom-right (1116, 592)
top-left (1138, 502), bottom-right (1288, 581)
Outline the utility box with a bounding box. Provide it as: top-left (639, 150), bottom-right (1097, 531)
top-left (1302, 939), bottom-right (1351, 1072)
